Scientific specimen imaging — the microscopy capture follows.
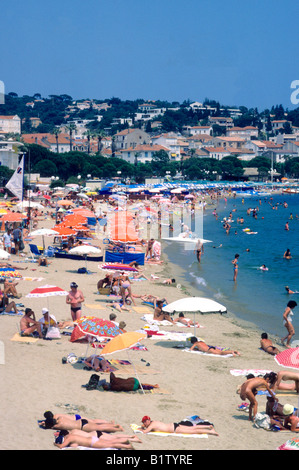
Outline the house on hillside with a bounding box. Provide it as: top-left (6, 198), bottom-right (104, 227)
top-left (226, 126), bottom-right (259, 140)
top-left (0, 115), bottom-right (21, 134)
top-left (0, 137), bottom-right (23, 170)
top-left (114, 128), bottom-right (150, 150)
top-left (119, 144), bottom-right (170, 164)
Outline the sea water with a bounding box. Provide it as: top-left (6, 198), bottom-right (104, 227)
top-left (163, 193), bottom-right (299, 339)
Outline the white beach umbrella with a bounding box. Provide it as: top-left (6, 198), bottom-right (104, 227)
top-left (69, 245), bottom-right (101, 273)
top-left (16, 201), bottom-right (45, 210)
top-left (29, 228), bottom-right (59, 251)
top-left (163, 297), bottom-right (227, 334)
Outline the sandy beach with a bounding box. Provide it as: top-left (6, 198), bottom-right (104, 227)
top-left (0, 201), bottom-right (296, 452)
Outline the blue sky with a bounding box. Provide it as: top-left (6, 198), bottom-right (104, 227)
top-left (1, 0), bottom-right (298, 110)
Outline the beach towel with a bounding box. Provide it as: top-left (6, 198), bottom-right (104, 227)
top-left (230, 369), bottom-right (272, 377)
top-left (0, 310), bottom-right (23, 316)
top-left (146, 330), bottom-right (194, 341)
top-left (84, 303), bottom-right (105, 310)
top-left (10, 333), bottom-right (39, 343)
top-left (133, 306), bottom-right (152, 314)
top-left (141, 313), bottom-right (173, 326)
top-left (130, 423), bottom-right (208, 438)
top-left (183, 348), bottom-right (233, 358)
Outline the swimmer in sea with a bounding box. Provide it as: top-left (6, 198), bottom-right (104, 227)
top-left (285, 286), bottom-right (298, 294)
top-left (232, 254), bottom-right (239, 282)
top-left (283, 249), bottom-right (292, 259)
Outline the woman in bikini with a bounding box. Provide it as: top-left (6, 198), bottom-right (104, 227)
top-left (41, 413), bottom-right (123, 433)
top-left (54, 429), bottom-right (138, 450)
top-left (189, 337), bottom-right (240, 356)
top-left (232, 254), bottom-right (240, 282)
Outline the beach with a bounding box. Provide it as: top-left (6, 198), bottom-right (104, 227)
top-left (0, 198), bottom-right (297, 452)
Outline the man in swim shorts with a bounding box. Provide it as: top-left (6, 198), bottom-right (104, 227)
top-left (140, 416), bottom-right (218, 436)
top-left (66, 282), bottom-right (84, 321)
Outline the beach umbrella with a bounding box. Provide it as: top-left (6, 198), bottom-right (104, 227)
top-left (75, 316), bottom-right (122, 340)
top-left (274, 348), bottom-right (299, 370)
top-left (277, 436), bottom-right (299, 450)
top-left (57, 200), bottom-right (75, 207)
top-left (26, 284), bottom-right (69, 323)
top-left (68, 245), bottom-right (101, 273)
top-left (0, 267), bottom-right (22, 278)
top-left (101, 331), bottom-right (147, 394)
top-left (29, 228), bottom-right (59, 251)
top-left (16, 201), bottom-right (45, 210)
top-left (162, 297), bottom-right (227, 334)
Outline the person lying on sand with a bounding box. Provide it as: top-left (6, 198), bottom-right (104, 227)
top-left (139, 416), bottom-right (219, 436)
top-left (189, 336), bottom-right (240, 356)
top-left (54, 429), bottom-right (137, 450)
top-left (83, 354), bottom-right (110, 372)
top-left (102, 372), bottom-right (159, 392)
top-left (40, 411), bottom-right (123, 433)
top-left (174, 313), bottom-right (200, 327)
top-left (260, 333), bottom-right (280, 356)
top-left (42, 411), bottom-right (114, 427)
top-left (270, 370), bottom-right (299, 393)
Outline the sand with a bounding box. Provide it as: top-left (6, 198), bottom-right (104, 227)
top-left (0, 204), bottom-right (295, 452)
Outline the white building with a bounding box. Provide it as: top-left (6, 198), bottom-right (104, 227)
top-left (0, 138), bottom-right (23, 170)
top-left (119, 144), bottom-right (170, 164)
top-left (0, 115), bottom-right (21, 135)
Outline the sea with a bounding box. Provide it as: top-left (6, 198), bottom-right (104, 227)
top-left (162, 193), bottom-right (299, 339)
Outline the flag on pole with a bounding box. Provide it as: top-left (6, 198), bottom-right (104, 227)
top-left (5, 155), bottom-right (24, 201)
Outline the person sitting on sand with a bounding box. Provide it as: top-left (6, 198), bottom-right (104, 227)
top-left (174, 313), bottom-right (200, 328)
top-left (139, 416), bottom-right (219, 436)
top-left (260, 333), bottom-right (280, 356)
top-left (102, 372), bottom-right (159, 392)
top-left (54, 430), bottom-right (137, 450)
top-left (0, 289), bottom-right (19, 314)
top-left (4, 279), bottom-right (21, 298)
top-left (20, 308), bottom-right (43, 338)
top-left (189, 336), bottom-right (240, 356)
top-left (83, 354), bottom-right (110, 372)
top-left (40, 411), bottom-right (124, 433)
top-left (239, 374), bottom-right (277, 421)
top-left (270, 370), bottom-right (299, 393)
top-left (153, 299), bottom-right (174, 324)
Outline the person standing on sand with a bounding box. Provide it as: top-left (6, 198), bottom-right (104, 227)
top-left (281, 300), bottom-right (297, 348)
top-left (239, 374), bottom-right (277, 421)
top-left (232, 254), bottom-right (239, 282)
top-left (66, 282), bottom-right (84, 322)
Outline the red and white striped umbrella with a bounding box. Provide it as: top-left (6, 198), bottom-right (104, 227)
top-left (275, 347), bottom-right (299, 370)
top-left (26, 284), bottom-right (69, 298)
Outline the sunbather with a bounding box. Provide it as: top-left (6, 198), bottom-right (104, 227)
top-left (270, 370), bottom-right (299, 393)
top-left (0, 289), bottom-right (19, 314)
top-left (54, 430), bottom-right (136, 450)
top-left (174, 313), bottom-right (200, 327)
top-left (20, 308), bottom-right (43, 338)
top-left (102, 372), bottom-right (159, 392)
top-left (139, 416), bottom-right (219, 436)
top-left (40, 412), bottom-right (124, 433)
top-left (189, 337), bottom-right (240, 356)
top-left (54, 429), bottom-right (142, 448)
top-left (260, 333), bottom-right (280, 356)
top-left (83, 354), bottom-right (110, 372)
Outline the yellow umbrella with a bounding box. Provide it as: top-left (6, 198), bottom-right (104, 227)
top-left (101, 331), bottom-right (147, 355)
top-left (101, 331), bottom-right (147, 393)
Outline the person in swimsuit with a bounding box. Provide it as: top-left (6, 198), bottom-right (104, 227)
top-left (83, 354), bottom-right (110, 372)
top-left (239, 374), bottom-right (277, 421)
top-left (281, 300), bottom-right (297, 347)
top-left (19, 308), bottom-right (43, 338)
top-left (102, 372), bottom-right (159, 392)
top-left (260, 333), bottom-right (280, 356)
top-left (153, 299), bottom-right (174, 324)
top-left (66, 282), bottom-right (84, 321)
top-left (282, 405), bottom-right (299, 432)
top-left (271, 370), bottom-right (299, 393)
top-left (232, 254), bottom-right (239, 282)
top-left (54, 429), bottom-right (139, 449)
top-left (40, 411), bottom-right (123, 433)
top-left (189, 336), bottom-right (240, 356)
top-left (194, 239), bottom-right (204, 263)
top-left (139, 416), bottom-right (219, 436)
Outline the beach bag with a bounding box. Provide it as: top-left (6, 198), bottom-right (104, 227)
top-left (253, 412), bottom-right (271, 430)
top-left (45, 326), bottom-right (61, 339)
top-left (77, 267), bottom-right (87, 273)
